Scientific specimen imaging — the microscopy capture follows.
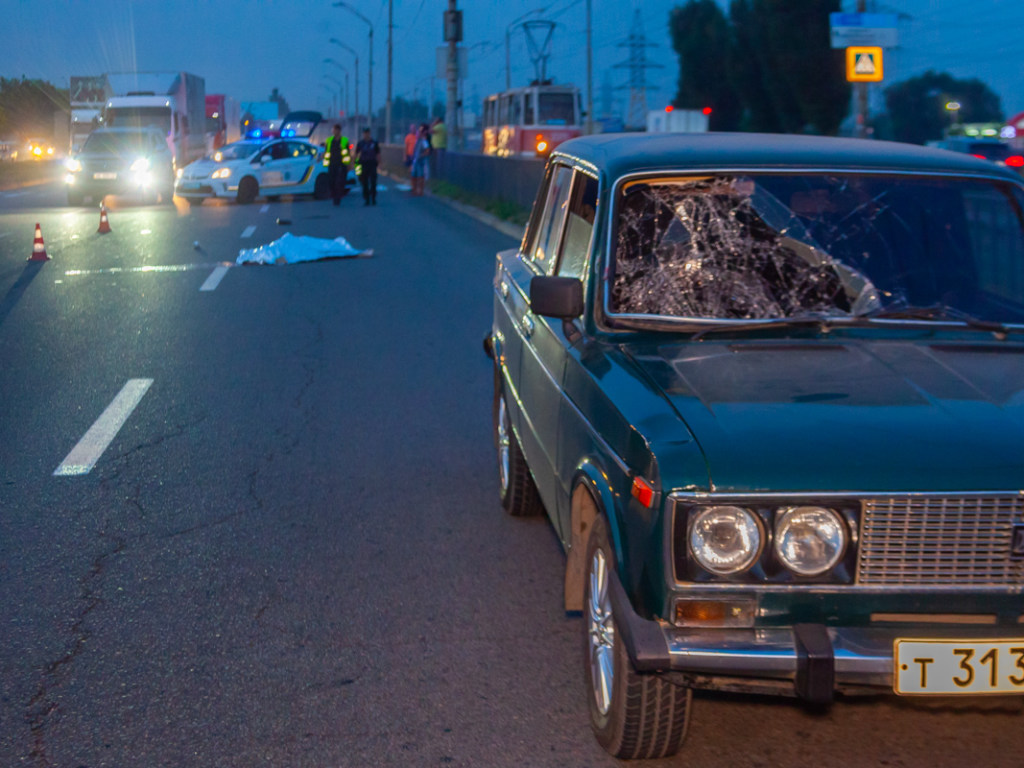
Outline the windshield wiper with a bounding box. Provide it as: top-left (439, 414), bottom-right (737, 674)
top-left (855, 304), bottom-right (1014, 336)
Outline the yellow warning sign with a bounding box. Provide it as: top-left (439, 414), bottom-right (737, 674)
top-left (846, 46), bottom-right (883, 82)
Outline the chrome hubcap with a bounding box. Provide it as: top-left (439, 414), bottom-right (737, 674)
top-left (587, 549), bottom-right (615, 716)
top-left (497, 397), bottom-right (510, 494)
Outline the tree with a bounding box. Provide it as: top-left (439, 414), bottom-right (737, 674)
top-left (727, 0), bottom-right (849, 134)
top-left (669, 1), bottom-right (741, 130)
top-left (884, 71), bottom-right (1004, 145)
top-left (0, 78), bottom-right (68, 139)
top-left (268, 87), bottom-right (290, 118)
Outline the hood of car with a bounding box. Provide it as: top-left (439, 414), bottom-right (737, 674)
top-left (623, 337), bottom-right (1024, 493)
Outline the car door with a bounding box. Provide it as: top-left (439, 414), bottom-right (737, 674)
top-left (284, 141), bottom-right (317, 189)
top-left (256, 141), bottom-right (290, 188)
top-left (515, 162), bottom-right (575, 527)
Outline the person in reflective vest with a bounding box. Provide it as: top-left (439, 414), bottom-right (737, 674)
top-left (324, 124), bottom-right (351, 206)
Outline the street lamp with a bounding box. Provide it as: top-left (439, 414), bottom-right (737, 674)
top-left (334, 2), bottom-right (374, 138)
top-left (324, 59), bottom-right (351, 115)
top-left (323, 74), bottom-right (345, 119)
top-left (329, 38), bottom-right (360, 128)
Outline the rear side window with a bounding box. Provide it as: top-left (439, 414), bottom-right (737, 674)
top-left (557, 174), bottom-right (599, 278)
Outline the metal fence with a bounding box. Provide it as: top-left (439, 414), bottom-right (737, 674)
top-left (379, 145), bottom-right (545, 211)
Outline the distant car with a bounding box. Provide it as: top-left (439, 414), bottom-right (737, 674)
top-left (64, 127), bottom-right (174, 205)
top-left (0, 137), bottom-right (18, 161)
top-left (26, 138), bottom-right (55, 160)
top-left (174, 137), bottom-right (330, 205)
top-left (936, 137), bottom-right (1024, 173)
top-left (490, 133), bottom-right (1024, 759)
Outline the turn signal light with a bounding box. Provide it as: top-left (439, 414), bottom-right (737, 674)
top-left (535, 135), bottom-right (549, 154)
top-left (631, 477), bottom-right (654, 508)
top-left (675, 598), bottom-right (755, 628)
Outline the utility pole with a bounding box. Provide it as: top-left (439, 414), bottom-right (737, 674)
top-left (444, 1), bottom-right (462, 150)
top-left (586, 0), bottom-right (593, 134)
top-left (334, 3), bottom-right (373, 139)
top-left (386, 0), bottom-right (393, 144)
top-left (856, 0), bottom-right (868, 138)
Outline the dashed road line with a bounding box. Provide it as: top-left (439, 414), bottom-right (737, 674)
top-left (259, 204), bottom-right (270, 213)
top-left (200, 265), bottom-right (229, 291)
top-left (64, 262), bottom-right (227, 277)
top-left (241, 225), bottom-right (256, 238)
top-left (53, 379), bottom-right (154, 477)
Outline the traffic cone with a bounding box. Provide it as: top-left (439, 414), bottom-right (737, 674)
top-left (28, 223), bottom-right (50, 262)
top-left (97, 204), bottom-right (112, 234)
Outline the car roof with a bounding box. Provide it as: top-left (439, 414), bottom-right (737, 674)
top-left (552, 132), bottom-right (1023, 183)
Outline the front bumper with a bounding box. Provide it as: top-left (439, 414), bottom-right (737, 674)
top-left (608, 567), bottom-right (1024, 703)
top-left (175, 179), bottom-right (233, 198)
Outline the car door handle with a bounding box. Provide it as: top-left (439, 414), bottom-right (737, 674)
top-left (521, 314), bottom-right (534, 338)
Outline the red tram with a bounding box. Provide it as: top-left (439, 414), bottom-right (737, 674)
top-left (482, 83), bottom-right (583, 158)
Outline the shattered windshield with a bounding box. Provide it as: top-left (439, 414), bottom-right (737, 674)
top-left (610, 173), bottom-right (1024, 325)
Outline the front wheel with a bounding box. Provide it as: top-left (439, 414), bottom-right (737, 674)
top-left (584, 515), bottom-right (692, 759)
top-left (493, 387), bottom-right (544, 517)
top-left (237, 176), bottom-right (258, 204)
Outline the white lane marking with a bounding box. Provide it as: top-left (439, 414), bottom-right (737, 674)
top-left (241, 225), bottom-right (256, 238)
top-left (54, 379), bottom-right (154, 476)
top-left (200, 265), bottom-right (229, 291)
top-left (1, 191), bottom-right (28, 198)
top-left (394, 183), bottom-right (411, 192)
top-left (0, 231), bottom-right (13, 239)
top-left (259, 204), bottom-right (270, 213)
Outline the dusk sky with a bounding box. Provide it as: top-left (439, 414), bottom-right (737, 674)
top-left (4, 0), bottom-right (1023, 129)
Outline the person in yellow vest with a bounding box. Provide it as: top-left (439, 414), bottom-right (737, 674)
top-left (324, 124), bottom-right (351, 206)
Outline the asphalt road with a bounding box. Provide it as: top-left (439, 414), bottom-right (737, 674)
top-left (1, 179), bottom-right (1021, 768)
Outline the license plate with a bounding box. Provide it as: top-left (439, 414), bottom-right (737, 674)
top-left (894, 639), bottom-right (1024, 695)
top-left (178, 182), bottom-right (200, 191)
top-left (93, 172), bottom-right (116, 180)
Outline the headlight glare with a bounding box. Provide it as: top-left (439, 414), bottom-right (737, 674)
top-left (688, 506), bottom-right (762, 575)
top-left (211, 167), bottom-right (231, 179)
top-left (65, 158), bottom-right (82, 173)
top-left (130, 157), bottom-right (150, 172)
top-left (774, 507), bottom-right (846, 577)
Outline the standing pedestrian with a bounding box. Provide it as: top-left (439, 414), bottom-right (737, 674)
top-left (410, 123), bottom-right (431, 196)
top-left (325, 124), bottom-right (350, 206)
top-left (403, 124), bottom-right (418, 169)
top-left (430, 116), bottom-right (447, 160)
top-left (354, 128), bottom-right (380, 206)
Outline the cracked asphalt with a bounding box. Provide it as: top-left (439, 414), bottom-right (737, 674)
top-left (1, 180), bottom-right (1022, 768)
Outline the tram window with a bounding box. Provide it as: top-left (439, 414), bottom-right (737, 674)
top-left (538, 93), bottom-right (575, 126)
top-left (525, 93), bottom-right (535, 125)
top-left (499, 96), bottom-right (508, 125)
top-left (510, 94), bottom-right (522, 126)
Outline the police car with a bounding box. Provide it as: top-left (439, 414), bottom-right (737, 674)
top-left (174, 137), bottom-right (331, 205)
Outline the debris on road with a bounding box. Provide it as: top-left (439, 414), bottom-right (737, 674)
top-left (276, 217), bottom-right (292, 226)
top-left (236, 233), bottom-right (372, 266)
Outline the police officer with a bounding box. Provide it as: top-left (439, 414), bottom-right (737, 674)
top-left (354, 128), bottom-right (380, 206)
top-left (325, 124), bottom-right (351, 206)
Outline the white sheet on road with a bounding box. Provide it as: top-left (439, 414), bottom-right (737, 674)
top-left (236, 232), bottom-right (371, 265)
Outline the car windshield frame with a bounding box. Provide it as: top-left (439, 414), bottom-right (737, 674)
top-left (601, 167), bottom-right (1024, 333)
top-left (210, 141), bottom-right (262, 162)
top-left (81, 131), bottom-right (156, 154)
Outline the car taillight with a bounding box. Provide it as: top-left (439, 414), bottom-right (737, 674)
top-left (1006, 155), bottom-right (1024, 167)
top-left (971, 154), bottom-right (987, 160)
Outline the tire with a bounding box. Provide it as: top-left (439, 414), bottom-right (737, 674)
top-left (237, 176), bottom-right (258, 204)
top-left (584, 515), bottom-right (692, 759)
top-left (313, 173), bottom-right (330, 200)
top-left (493, 383), bottom-right (544, 517)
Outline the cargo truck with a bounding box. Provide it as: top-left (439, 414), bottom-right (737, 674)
top-left (104, 72), bottom-right (206, 169)
top-left (206, 94), bottom-right (240, 151)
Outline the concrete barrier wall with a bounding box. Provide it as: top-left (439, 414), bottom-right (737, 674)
top-left (379, 145), bottom-right (545, 211)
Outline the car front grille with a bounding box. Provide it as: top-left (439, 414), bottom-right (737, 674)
top-left (857, 496), bottom-right (1024, 587)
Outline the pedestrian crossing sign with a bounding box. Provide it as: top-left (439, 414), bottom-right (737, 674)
top-left (846, 46), bottom-right (883, 82)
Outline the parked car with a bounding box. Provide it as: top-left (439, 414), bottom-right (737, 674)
top-left (934, 137), bottom-right (1024, 174)
top-left (488, 133), bottom-right (1024, 759)
top-left (64, 127), bottom-right (174, 205)
top-left (174, 137), bottom-right (330, 205)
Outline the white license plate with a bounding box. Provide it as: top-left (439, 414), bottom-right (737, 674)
top-left (92, 172), bottom-right (116, 180)
top-left (894, 639), bottom-right (1024, 695)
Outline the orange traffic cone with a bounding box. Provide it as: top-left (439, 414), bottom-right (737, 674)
top-left (97, 204), bottom-right (112, 234)
top-left (28, 223), bottom-right (50, 262)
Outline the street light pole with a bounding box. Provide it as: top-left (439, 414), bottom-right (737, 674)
top-left (334, 2), bottom-right (374, 139)
top-left (324, 75), bottom-right (344, 120)
top-left (586, 0), bottom-right (593, 134)
top-left (386, 0), bottom-right (393, 144)
top-left (329, 38), bottom-right (360, 129)
top-left (324, 59), bottom-right (351, 116)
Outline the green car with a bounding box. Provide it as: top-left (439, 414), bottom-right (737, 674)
top-left (488, 133), bottom-right (1024, 759)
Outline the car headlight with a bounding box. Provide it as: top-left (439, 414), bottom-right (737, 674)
top-left (773, 507), bottom-right (846, 576)
top-left (689, 506), bottom-right (762, 575)
top-left (211, 167), bottom-right (231, 179)
top-left (65, 158), bottom-right (82, 173)
top-left (130, 157), bottom-right (150, 172)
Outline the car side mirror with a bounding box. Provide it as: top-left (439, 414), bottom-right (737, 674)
top-left (530, 276), bottom-right (584, 319)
